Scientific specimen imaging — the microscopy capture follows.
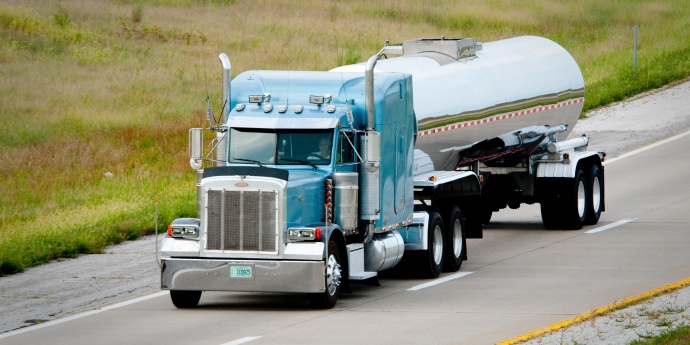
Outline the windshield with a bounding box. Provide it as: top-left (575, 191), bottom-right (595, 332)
top-left (228, 128), bottom-right (333, 166)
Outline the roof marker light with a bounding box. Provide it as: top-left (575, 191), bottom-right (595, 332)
top-left (309, 95), bottom-right (325, 105)
top-left (235, 104), bottom-right (246, 111)
top-left (294, 105), bottom-right (304, 114)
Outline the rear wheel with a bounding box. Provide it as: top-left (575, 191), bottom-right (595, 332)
top-left (563, 168), bottom-right (587, 230)
top-left (584, 165), bottom-right (603, 225)
top-left (170, 290), bottom-right (202, 308)
top-left (421, 212), bottom-right (444, 278)
top-left (540, 179), bottom-right (564, 230)
top-left (309, 240), bottom-right (342, 309)
top-left (442, 206), bottom-right (465, 272)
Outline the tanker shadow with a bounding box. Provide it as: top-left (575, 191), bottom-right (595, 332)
top-left (482, 221), bottom-right (548, 232)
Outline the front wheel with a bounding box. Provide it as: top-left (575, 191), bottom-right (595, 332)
top-left (309, 240), bottom-right (342, 309)
top-left (170, 290), bottom-right (202, 308)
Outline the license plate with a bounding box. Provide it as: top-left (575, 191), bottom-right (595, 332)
top-left (230, 265), bottom-right (253, 279)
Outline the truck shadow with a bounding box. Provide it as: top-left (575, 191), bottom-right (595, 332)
top-left (192, 286), bottom-right (379, 311)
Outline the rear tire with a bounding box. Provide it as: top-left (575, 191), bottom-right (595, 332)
top-left (421, 212), bottom-right (444, 278)
top-left (442, 206), bottom-right (465, 272)
top-left (540, 179), bottom-right (564, 230)
top-left (584, 165), bottom-right (603, 225)
top-left (170, 290), bottom-right (202, 308)
top-left (309, 240), bottom-right (342, 309)
top-left (563, 168), bottom-right (587, 230)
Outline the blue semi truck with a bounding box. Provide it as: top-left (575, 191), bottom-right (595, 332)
top-left (160, 36), bottom-right (605, 308)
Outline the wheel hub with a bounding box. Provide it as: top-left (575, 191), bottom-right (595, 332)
top-left (325, 254), bottom-right (341, 295)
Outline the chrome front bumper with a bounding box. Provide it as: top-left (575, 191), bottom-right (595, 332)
top-left (161, 258), bottom-right (325, 293)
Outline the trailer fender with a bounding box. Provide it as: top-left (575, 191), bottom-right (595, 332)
top-left (535, 151), bottom-right (602, 178)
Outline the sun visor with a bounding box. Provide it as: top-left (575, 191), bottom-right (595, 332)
top-left (227, 116), bottom-right (339, 129)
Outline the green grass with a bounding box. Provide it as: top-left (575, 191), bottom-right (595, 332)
top-left (630, 324), bottom-right (690, 345)
top-left (1, 0), bottom-right (690, 275)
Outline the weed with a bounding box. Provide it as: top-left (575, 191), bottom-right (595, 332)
top-left (53, 5), bottom-right (70, 28)
top-left (655, 317), bottom-right (674, 328)
top-left (132, 5), bottom-right (144, 24)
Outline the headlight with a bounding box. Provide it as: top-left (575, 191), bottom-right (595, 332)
top-left (167, 218), bottom-right (200, 239)
top-left (288, 227), bottom-right (322, 241)
top-left (170, 226), bottom-right (199, 238)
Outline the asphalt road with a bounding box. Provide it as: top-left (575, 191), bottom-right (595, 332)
top-left (2, 80), bottom-right (689, 344)
top-left (1, 128), bottom-right (689, 345)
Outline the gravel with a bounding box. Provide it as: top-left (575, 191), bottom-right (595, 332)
top-left (1, 79), bottom-right (689, 343)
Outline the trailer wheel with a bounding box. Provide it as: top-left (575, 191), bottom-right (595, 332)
top-left (540, 179), bottom-right (563, 230)
top-left (421, 212), bottom-right (444, 278)
top-left (541, 201), bottom-right (563, 230)
top-left (309, 240), bottom-right (342, 309)
top-left (170, 290), bottom-right (202, 308)
top-left (584, 165), bottom-right (603, 225)
top-left (442, 206), bottom-right (465, 272)
top-left (563, 168), bottom-right (587, 230)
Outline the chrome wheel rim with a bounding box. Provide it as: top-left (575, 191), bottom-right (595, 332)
top-left (592, 176), bottom-right (601, 213)
top-left (325, 254), bottom-right (341, 296)
top-left (577, 180), bottom-right (586, 218)
top-left (433, 224), bottom-right (443, 265)
top-left (452, 218), bottom-right (463, 258)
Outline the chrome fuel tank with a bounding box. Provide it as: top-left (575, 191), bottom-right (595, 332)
top-left (332, 36), bottom-right (584, 171)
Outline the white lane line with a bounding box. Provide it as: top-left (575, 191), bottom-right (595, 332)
top-left (585, 218), bottom-right (638, 234)
top-left (0, 291), bottom-right (169, 340)
top-left (407, 271), bottom-right (473, 291)
top-left (221, 336), bottom-right (262, 345)
top-left (604, 129), bottom-right (690, 165)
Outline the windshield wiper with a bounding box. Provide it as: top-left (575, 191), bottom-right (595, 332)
top-left (279, 158), bottom-right (317, 170)
top-left (234, 158), bottom-right (263, 167)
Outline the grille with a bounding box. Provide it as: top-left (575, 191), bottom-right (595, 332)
top-left (206, 189), bottom-right (278, 252)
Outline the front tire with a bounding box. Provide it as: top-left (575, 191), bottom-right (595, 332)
top-left (309, 240), bottom-right (342, 309)
top-left (170, 290), bottom-right (202, 308)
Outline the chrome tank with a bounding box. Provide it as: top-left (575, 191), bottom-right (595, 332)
top-left (364, 230), bottom-right (405, 272)
top-left (332, 36), bottom-right (585, 171)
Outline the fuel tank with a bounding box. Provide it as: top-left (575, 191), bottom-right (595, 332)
top-left (332, 36), bottom-right (584, 171)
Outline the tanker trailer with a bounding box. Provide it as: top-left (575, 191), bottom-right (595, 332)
top-left (333, 35), bottom-right (604, 234)
top-left (160, 36), bottom-right (604, 309)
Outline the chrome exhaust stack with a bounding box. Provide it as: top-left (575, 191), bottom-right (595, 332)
top-left (216, 53), bottom-right (231, 167)
top-left (361, 43), bottom-right (403, 243)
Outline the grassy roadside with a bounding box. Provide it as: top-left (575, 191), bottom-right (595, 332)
top-left (631, 324), bottom-right (690, 345)
top-left (1, 0), bottom-right (690, 276)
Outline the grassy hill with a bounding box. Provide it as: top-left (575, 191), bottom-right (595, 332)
top-left (1, 0), bottom-right (689, 275)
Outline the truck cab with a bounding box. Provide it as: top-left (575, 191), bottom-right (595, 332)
top-left (161, 68), bottom-right (416, 309)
